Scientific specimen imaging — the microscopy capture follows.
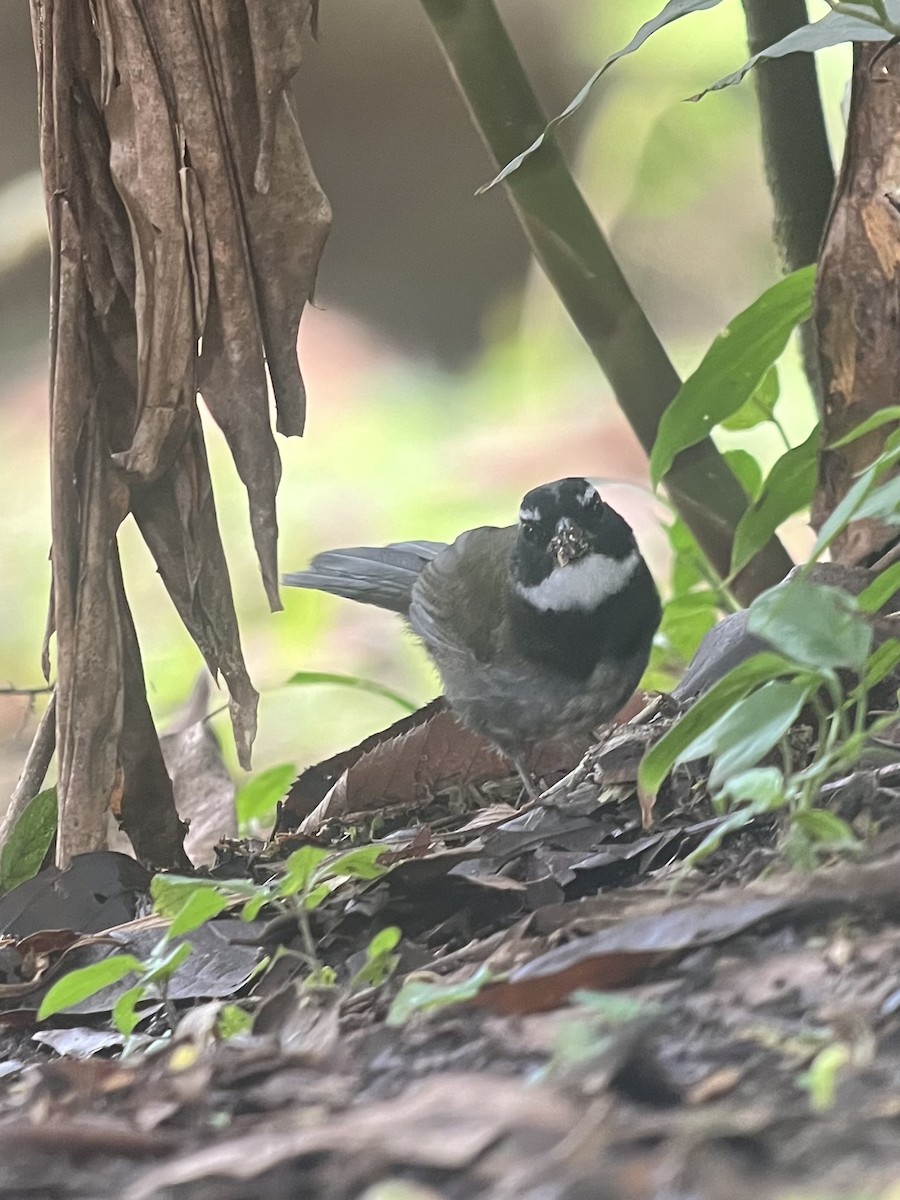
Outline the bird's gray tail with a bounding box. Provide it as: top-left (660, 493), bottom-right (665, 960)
top-left (282, 540), bottom-right (446, 615)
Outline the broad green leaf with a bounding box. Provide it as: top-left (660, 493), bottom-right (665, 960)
top-left (706, 680), bottom-right (813, 790)
top-left (479, 0), bottom-right (726, 191)
top-left (242, 891), bottom-right (270, 921)
top-left (650, 267), bottom-right (816, 487)
top-left (791, 809), bottom-right (857, 845)
top-left (676, 680), bottom-right (805, 774)
top-left (236, 763), bottom-right (297, 827)
top-left (386, 963), bottom-right (496, 1027)
top-left (0, 786), bottom-right (57, 895)
top-left (748, 581), bottom-right (872, 670)
top-left (694, 8), bottom-right (897, 100)
top-left (718, 766), bottom-right (786, 807)
top-left (638, 652), bottom-right (794, 801)
top-left (316, 844), bottom-right (388, 882)
top-left (720, 367), bottom-right (780, 432)
top-left (829, 405), bottom-right (900, 449)
top-left (730, 427), bottom-right (820, 575)
top-left (279, 845), bottom-right (329, 897)
top-left (166, 888), bottom-right (230, 939)
top-left (857, 562), bottom-right (900, 612)
top-left (303, 882), bottom-right (337, 909)
top-left (351, 926), bottom-right (402, 989)
top-left (38, 954), bottom-right (143, 1019)
top-left (667, 516), bottom-right (711, 595)
top-left (657, 591), bottom-right (720, 664)
top-left (143, 940), bottom-right (192, 984)
top-left (152, 874), bottom-right (257, 919)
top-left (723, 449), bottom-right (763, 501)
top-left (367, 926), bottom-right (402, 957)
top-left (112, 985), bottom-right (146, 1037)
top-left (286, 670), bottom-right (416, 714)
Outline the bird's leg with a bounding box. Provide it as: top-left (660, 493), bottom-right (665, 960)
top-left (512, 757), bottom-right (542, 804)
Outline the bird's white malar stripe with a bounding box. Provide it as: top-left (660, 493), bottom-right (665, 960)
top-left (519, 507), bottom-right (541, 523)
top-left (576, 483), bottom-right (598, 507)
top-left (516, 550), bottom-right (640, 612)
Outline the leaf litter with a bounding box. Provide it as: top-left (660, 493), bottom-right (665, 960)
top-left (4, 579), bottom-right (900, 1194)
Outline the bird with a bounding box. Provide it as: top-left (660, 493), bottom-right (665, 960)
top-left (283, 478), bottom-right (661, 798)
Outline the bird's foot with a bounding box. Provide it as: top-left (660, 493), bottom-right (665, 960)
top-left (512, 757), bottom-right (543, 805)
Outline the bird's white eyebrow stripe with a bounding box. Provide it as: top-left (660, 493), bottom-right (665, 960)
top-left (518, 507), bottom-right (541, 522)
top-left (516, 550), bottom-right (639, 612)
top-left (576, 484), bottom-right (598, 507)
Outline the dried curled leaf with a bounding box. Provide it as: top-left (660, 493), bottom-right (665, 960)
top-left (30, 0), bottom-right (329, 865)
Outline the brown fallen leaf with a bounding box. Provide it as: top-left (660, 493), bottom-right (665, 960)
top-left (123, 1073), bottom-right (577, 1197)
top-left (473, 895), bottom-right (791, 1015)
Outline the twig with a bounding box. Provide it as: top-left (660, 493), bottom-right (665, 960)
top-left (0, 690), bottom-right (57, 847)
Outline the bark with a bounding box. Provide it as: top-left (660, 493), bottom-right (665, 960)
top-left (814, 42), bottom-right (900, 564)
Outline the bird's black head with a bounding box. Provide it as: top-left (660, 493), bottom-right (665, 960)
top-left (511, 478), bottom-right (640, 606)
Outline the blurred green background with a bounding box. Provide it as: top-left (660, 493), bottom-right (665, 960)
top-left (0, 1), bottom-right (847, 795)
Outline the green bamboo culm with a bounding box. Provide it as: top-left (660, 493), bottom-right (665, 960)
top-left (418, 0), bottom-right (794, 604)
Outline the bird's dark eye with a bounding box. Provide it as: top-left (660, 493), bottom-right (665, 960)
top-left (521, 521), bottom-right (541, 542)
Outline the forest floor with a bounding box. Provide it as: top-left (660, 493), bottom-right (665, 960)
top-left (2, 699), bottom-right (900, 1200)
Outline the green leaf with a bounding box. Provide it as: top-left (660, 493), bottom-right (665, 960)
top-left (828, 405), bottom-right (900, 449)
top-left (386, 963), bottom-right (496, 1027)
top-left (792, 809), bottom-right (857, 846)
top-left (730, 427), bottom-right (820, 575)
top-left (798, 1042), bottom-right (851, 1113)
top-left (285, 670), bottom-right (416, 714)
top-left (317, 844), bottom-right (388, 882)
top-left (38, 954), bottom-right (143, 1019)
top-left (684, 790), bottom-right (785, 867)
top-left (166, 888), bottom-right (230, 939)
top-left (143, 940), bottom-right (192, 985)
top-left (217, 1004), bottom-right (253, 1039)
top-left (861, 640), bottom-right (900, 689)
top-left (748, 581), bottom-right (872, 671)
top-left (638, 652), bottom-right (795, 801)
top-left (351, 925), bottom-right (402, 989)
top-left (278, 845), bottom-right (329, 897)
top-left (650, 267), bottom-right (816, 487)
top-left (718, 766), bottom-right (787, 807)
top-left (723, 449), bottom-right (764, 501)
top-left (112, 985), bottom-right (146, 1037)
top-left (367, 926), bottom-right (402, 957)
top-left (810, 462), bottom-right (883, 561)
top-left (235, 763), bottom-right (297, 827)
top-left (694, 9), bottom-right (896, 101)
top-left (666, 517), bottom-right (711, 595)
top-left (720, 367), bottom-right (780, 432)
top-left (657, 591), bottom-right (720, 664)
top-left (853, 474), bottom-right (900, 524)
top-left (479, 0), bottom-right (726, 191)
top-left (857, 562), bottom-right (900, 613)
top-left (703, 681), bottom-right (812, 791)
top-left (0, 786), bottom-right (57, 895)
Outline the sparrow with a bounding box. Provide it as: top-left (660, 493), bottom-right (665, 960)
top-left (283, 478), bottom-right (661, 797)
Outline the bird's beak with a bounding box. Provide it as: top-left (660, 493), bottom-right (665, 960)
top-left (548, 518), bottom-right (590, 568)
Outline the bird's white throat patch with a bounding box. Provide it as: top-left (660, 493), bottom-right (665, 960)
top-left (516, 550), bottom-right (639, 612)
